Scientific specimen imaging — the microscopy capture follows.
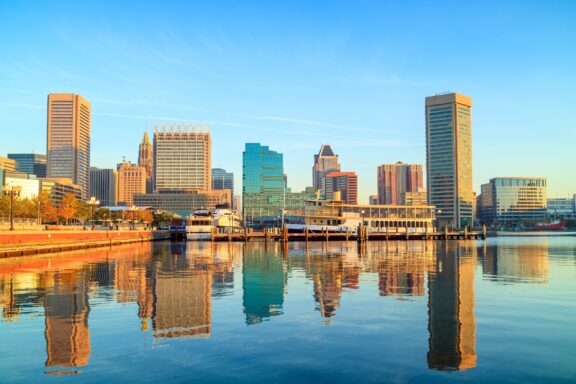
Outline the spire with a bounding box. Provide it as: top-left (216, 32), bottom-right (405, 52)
top-left (318, 144), bottom-right (335, 157)
top-left (141, 131), bottom-right (151, 145)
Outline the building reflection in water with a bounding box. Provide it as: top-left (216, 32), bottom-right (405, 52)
top-left (151, 242), bottom-right (212, 338)
top-left (44, 269), bottom-right (91, 370)
top-left (427, 242), bottom-right (477, 371)
top-left (479, 241), bottom-right (549, 283)
top-left (243, 243), bottom-right (286, 325)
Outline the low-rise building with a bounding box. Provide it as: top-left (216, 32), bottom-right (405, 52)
top-left (547, 196), bottom-right (576, 219)
top-left (40, 178), bottom-right (82, 205)
top-left (4, 173), bottom-right (40, 199)
top-left (478, 177), bottom-right (547, 227)
top-left (133, 189), bottom-right (230, 216)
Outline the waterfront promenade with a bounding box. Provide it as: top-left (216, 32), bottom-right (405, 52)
top-left (0, 228), bottom-right (169, 258)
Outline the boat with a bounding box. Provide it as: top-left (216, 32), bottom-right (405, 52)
top-left (285, 195), bottom-right (436, 234)
top-left (212, 204), bottom-right (242, 233)
top-left (186, 210), bottom-right (215, 240)
top-left (530, 220), bottom-right (567, 231)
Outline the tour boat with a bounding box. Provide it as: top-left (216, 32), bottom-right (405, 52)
top-left (186, 210), bottom-right (215, 240)
top-left (285, 197), bottom-right (436, 234)
top-left (212, 206), bottom-right (242, 233)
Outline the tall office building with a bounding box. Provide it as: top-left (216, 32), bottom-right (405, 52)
top-left (153, 125), bottom-right (211, 191)
top-left (312, 144), bottom-right (340, 192)
top-left (426, 93), bottom-right (473, 228)
top-left (138, 132), bottom-right (153, 193)
top-left (323, 171), bottom-right (358, 205)
top-left (478, 177), bottom-right (547, 227)
top-left (89, 167), bottom-right (118, 206)
top-left (7, 153), bottom-right (47, 177)
top-left (46, 93), bottom-right (91, 199)
top-left (212, 168), bottom-right (234, 208)
top-left (377, 162), bottom-right (424, 205)
top-left (117, 161), bottom-right (146, 206)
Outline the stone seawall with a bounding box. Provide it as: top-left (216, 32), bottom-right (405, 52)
top-left (0, 230), bottom-right (170, 258)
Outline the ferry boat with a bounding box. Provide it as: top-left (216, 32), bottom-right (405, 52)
top-left (186, 210), bottom-right (215, 240)
top-left (212, 204), bottom-right (242, 233)
top-left (285, 196), bottom-right (436, 234)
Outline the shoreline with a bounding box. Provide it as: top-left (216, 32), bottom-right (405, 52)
top-left (0, 230), bottom-right (170, 258)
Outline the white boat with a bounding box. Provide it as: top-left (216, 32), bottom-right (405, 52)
top-left (212, 207), bottom-right (242, 233)
top-left (186, 210), bottom-right (215, 240)
top-left (286, 198), bottom-right (436, 234)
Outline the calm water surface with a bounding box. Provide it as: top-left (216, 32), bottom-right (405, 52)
top-left (0, 238), bottom-right (575, 383)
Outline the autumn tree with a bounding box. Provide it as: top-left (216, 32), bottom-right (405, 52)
top-left (139, 210), bottom-right (154, 224)
top-left (59, 193), bottom-right (78, 225)
top-left (38, 191), bottom-right (58, 224)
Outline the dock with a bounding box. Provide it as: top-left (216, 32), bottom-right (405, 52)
top-left (201, 227), bottom-right (486, 242)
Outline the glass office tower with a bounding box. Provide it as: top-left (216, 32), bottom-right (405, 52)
top-left (426, 93), bottom-right (473, 229)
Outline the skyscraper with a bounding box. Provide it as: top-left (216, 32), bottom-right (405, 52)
top-left (377, 162), bottom-right (424, 205)
top-left (312, 144), bottom-right (340, 192)
top-left (117, 161), bottom-right (146, 206)
top-left (426, 93), bottom-right (473, 228)
top-left (153, 125), bottom-right (211, 191)
top-left (138, 132), bottom-right (153, 193)
top-left (212, 168), bottom-right (234, 208)
top-left (7, 153), bottom-right (47, 177)
top-left (89, 167), bottom-right (118, 206)
top-left (46, 93), bottom-right (91, 199)
top-left (323, 171), bottom-right (358, 205)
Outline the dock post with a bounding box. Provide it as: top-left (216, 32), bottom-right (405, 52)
top-left (444, 225), bottom-right (448, 240)
top-left (464, 226), bottom-right (468, 239)
top-left (325, 227), bottom-right (329, 242)
top-left (483, 224), bottom-right (486, 239)
top-left (345, 229), bottom-right (349, 242)
top-left (305, 226), bottom-right (309, 243)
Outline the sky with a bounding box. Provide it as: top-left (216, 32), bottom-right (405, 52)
top-left (0, 0), bottom-right (575, 203)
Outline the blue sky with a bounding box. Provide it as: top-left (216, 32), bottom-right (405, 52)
top-left (1, 0), bottom-right (575, 202)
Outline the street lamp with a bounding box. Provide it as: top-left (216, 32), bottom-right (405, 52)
top-left (129, 205), bottom-right (137, 230)
top-left (87, 197), bottom-right (100, 228)
top-left (3, 183), bottom-right (22, 231)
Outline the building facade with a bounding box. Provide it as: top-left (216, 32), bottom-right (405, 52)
top-left (4, 174), bottom-right (40, 199)
top-left (0, 156), bottom-right (17, 172)
top-left (426, 93), bottom-right (473, 229)
top-left (133, 189), bottom-right (230, 216)
top-left (153, 125), bottom-right (211, 191)
top-left (322, 171), bottom-right (358, 205)
top-left (46, 93), bottom-right (91, 199)
top-left (312, 144), bottom-right (340, 192)
top-left (138, 132), bottom-right (154, 193)
top-left (377, 162), bottom-right (424, 205)
top-left (89, 167), bottom-right (118, 207)
top-left (404, 189), bottom-right (428, 206)
top-left (478, 177), bottom-right (547, 227)
top-left (40, 178), bottom-right (82, 205)
top-left (212, 168), bottom-right (234, 208)
top-left (242, 143), bottom-right (282, 225)
top-left (547, 196), bottom-right (576, 219)
top-left (7, 153), bottom-right (47, 178)
top-left (117, 161), bottom-right (146, 206)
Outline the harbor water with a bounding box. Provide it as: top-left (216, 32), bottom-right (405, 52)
top-left (0, 237), bottom-right (574, 383)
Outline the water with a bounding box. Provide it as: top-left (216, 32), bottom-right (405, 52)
top-left (0, 238), bottom-right (575, 383)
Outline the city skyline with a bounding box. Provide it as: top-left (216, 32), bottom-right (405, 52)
top-left (1, 2), bottom-right (575, 203)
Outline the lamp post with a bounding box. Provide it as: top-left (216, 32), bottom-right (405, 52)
top-left (87, 197), bottom-right (100, 228)
top-left (3, 183), bottom-right (22, 231)
top-left (129, 205), bottom-right (137, 230)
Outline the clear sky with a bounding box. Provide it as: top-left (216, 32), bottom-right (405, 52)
top-left (1, 0), bottom-right (575, 202)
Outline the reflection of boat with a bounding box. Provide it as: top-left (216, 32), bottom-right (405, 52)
top-left (212, 204), bottom-right (242, 233)
top-left (186, 210), bottom-right (214, 240)
top-left (285, 197), bottom-right (435, 234)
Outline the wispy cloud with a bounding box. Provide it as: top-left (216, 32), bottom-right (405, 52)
top-left (226, 112), bottom-right (417, 136)
top-left (0, 101), bottom-right (43, 109)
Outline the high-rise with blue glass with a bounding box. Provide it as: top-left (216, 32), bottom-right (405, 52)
top-left (242, 143), bottom-right (284, 226)
top-left (242, 143), bottom-right (313, 227)
top-left (426, 93), bottom-right (473, 229)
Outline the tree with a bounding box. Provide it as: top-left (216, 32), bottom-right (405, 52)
top-left (139, 210), bottom-right (154, 224)
top-left (38, 191), bottom-right (58, 224)
top-left (59, 193), bottom-right (78, 225)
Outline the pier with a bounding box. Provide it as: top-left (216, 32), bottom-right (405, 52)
top-left (203, 227), bottom-right (486, 242)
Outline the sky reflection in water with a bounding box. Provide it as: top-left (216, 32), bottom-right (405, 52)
top-left (0, 238), bottom-right (575, 383)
